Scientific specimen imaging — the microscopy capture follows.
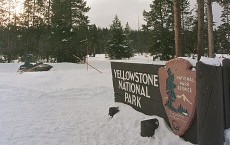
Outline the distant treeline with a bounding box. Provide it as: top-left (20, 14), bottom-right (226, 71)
top-left (0, 0), bottom-right (229, 62)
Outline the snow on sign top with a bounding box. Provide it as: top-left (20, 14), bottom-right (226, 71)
top-left (200, 57), bottom-right (223, 66)
top-left (158, 58), bottom-right (197, 136)
top-left (199, 54), bottom-right (230, 66)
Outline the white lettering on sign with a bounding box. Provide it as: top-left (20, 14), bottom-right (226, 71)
top-left (176, 76), bottom-right (194, 82)
top-left (125, 92), bottom-right (141, 108)
top-left (176, 76), bottom-right (194, 93)
top-left (113, 69), bottom-right (159, 87)
top-left (154, 75), bottom-right (159, 87)
top-left (113, 68), bottom-right (159, 109)
top-left (118, 80), bottom-right (150, 98)
top-left (177, 86), bottom-right (192, 93)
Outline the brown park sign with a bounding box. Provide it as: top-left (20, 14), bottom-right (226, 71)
top-left (111, 62), bottom-right (165, 116)
top-left (158, 58), bottom-right (196, 136)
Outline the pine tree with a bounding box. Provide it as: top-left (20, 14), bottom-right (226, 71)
top-left (71, 0), bottom-right (90, 27)
top-left (0, 0), bottom-right (6, 26)
top-left (23, 0), bottom-right (33, 27)
top-left (88, 24), bottom-right (98, 56)
top-left (216, 3), bottom-right (230, 53)
top-left (107, 15), bottom-right (132, 59)
top-left (123, 22), bottom-right (133, 58)
top-left (143, 0), bottom-right (196, 60)
top-left (51, 0), bottom-right (72, 62)
top-left (0, 0), bottom-right (25, 62)
top-left (97, 28), bottom-right (109, 54)
top-left (143, 0), bottom-right (174, 60)
top-left (51, 0), bottom-right (90, 62)
top-left (180, 0), bottom-right (196, 55)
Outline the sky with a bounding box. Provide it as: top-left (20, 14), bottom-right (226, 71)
top-left (86, 0), bottom-right (223, 29)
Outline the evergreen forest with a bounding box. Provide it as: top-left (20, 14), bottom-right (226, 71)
top-left (0, 0), bottom-right (229, 62)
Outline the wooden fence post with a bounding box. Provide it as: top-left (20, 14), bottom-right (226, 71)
top-left (223, 59), bottom-right (230, 129)
top-left (196, 62), bottom-right (224, 145)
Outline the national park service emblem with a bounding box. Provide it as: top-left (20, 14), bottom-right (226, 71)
top-left (158, 58), bottom-right (196, 136)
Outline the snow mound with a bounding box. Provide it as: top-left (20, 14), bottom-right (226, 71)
top-left (3, 54), bottom-right (229, 145)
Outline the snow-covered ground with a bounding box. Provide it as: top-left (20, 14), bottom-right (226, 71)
top-left (0, 54), bottom-right (228, 145)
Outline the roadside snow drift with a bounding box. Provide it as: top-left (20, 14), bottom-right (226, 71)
top-left (0, 55), bottom-right (195, 145)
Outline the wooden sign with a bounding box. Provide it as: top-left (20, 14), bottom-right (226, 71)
top-left (111, 62), bottom-right (166, 117)
top-left (158, 58), bottom-right (196, 136)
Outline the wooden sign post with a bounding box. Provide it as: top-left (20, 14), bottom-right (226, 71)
top-left (158, 58), bottom-right (196, 136)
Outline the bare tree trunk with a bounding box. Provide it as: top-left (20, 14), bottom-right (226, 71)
top-left (227, 4), bottom-right (230, 53)
top-left (7, 1), bottom-right (11, 63)
top-left (197, 0), bottom-right (204, 61)
top-left (33, 0), bottom-right (36, 26)
top-left (207, 0), bottom-right (214, 58)
top-left (27, 1), bottom-right (30, 27)
top-left (173, 0), bottom-right (181, 57)
top-left (47, 0), bottom-right (51, 62)
top-left (48, 0), bottom-right (51, 27)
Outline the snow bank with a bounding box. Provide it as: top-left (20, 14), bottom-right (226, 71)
top-left (0, 55), bottom-right (193, 145)
top-left (179, 57), bottom-right (197, 67)
top-left (2, 54), bottom-right (228, 145)
top-left (225, 129), bottom-right (230, 145)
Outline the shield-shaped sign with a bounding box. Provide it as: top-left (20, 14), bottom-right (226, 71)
top-left (158, 58), bottom-right (196, 136)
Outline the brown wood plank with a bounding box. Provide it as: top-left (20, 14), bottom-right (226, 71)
top-left (223, 59), bottom-right (230, 129)
top-left (197, 62), bottom-right (224, 145)
top-left (181, 115), bottom-right (197, 144)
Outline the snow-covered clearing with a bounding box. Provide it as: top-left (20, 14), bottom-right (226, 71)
top-left (0, 54), bottom-right (227, 145)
